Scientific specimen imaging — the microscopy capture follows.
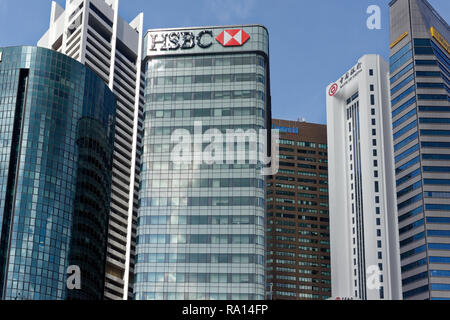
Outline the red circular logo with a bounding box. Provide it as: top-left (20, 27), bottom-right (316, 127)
top-left (329, 83), bottom-right (339, 96)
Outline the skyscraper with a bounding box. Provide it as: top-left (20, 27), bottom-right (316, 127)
top-left (0, 46), bottom-right (115, 300)
top-left (389, 0), bottom-right (450, 300)
top-left (266, 119), bottom-right (331, 300)
top-left (326, 55), bottom-right (402, 300)
top-left (38, 0), bottom-right (144, 300)
top-left (134, 25), bottom-right (271, 300)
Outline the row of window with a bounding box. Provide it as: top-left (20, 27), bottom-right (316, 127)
top-left (137, 215), bottom-right (264, 226)
top-left (136, 234), bottom-right (264, 245)
top-left (147, 90), bottom-right (265, 103)
top-left (139, 196), bottom-right (265, 208)
top-left (148, 73), bottom-right (265, 87)
top-left (147, 178), bottom-right (264, 189)
top-left (135, 272), bottom-right (264, 285)
top-left (149, 55), bottom-right (265, 70)
top-left (146, 106), bottom-right (264, 119)
top-left (135, 292), bottom-right (263, 301)
top-left (278, 139), bottom-right (327, 149)
top-left (148, 124), bottom-right (264, 136)
top-left (135, 253), bottom-right (264, 265)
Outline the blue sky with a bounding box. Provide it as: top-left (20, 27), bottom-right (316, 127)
top-left (0, 0), bottom-right (449, 124)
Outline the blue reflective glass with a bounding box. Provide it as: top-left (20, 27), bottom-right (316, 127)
top-left (394, 120), bottom-right (418, 140)
top-left (391, 45), bottom-right (413, 74)
top-left (421, 130), bottom-right (450, 136)
top-left (403, 285), bottom-right (430, 299)
top-left (398, 194), bottom-right (423, 210)
top-left (391, 62), bottom-right (413, 84)
top-left (417, 83), bottom-right (445, 88)
top-left (416, 71), bottom-right (442, 77)
top-left (392, 85), bottom-right (416, 106)
top-left (393, 109), bottom-right (417, 129)
top-left (430, 257), bottom-right (450, 264)
top-left (414, 39), bottom-right (432, 46)
top-left (402, 271), bottom-right (428, 286)
top-left (390, 42), bottom-right (412, 64)
top-left (427, 217), bottom-right (450, 224)
top-left (423, 154), bottom-right (450, 160)
top-left (397, 180), bottom-right (422, 199)
top-left (415, 47), bottom-right (434, 55)
top-left (420, 118), bottom-right (450, 124)
top-left (396, 144), bottom-right (419, 163)
top-left (429, 243), bottom-right (450, 250)
top-left (396, 156), bottom-right (420, 174)
top-left (397, 168), bottom-right (421, 187)
top-left (419, 106), bottom-right (450, 112)
top-left (401, 245), bottom-right (426, 260)
top-left (401, 258), bottom-right (427, 273)
top-left (430, 270), bottom-right (450, 277)
top-left (392, 74), bottom-right (415, 95)
top-left (428, 230), bottom-right (450, 237)
top-left (418, 94), bottom-right (448, 101)
top-left (399, 218), bottom-right (424, 235)
top-left (422, 142), bottom-right (450, 148)
top-left (392, 97), bottom-right (416, 118)
top-left (426, 204), bottom-right (450, 210)
top-left (415, 60), bottom-right (438, 66)
top-left (395, 133), bottom-right (418, 152)
top-left (423, 166), bottom-right (450, 173)
top-left (399, 206), bottom-right (423, 223)
top-left (400, 231), bottom-right (425, 247)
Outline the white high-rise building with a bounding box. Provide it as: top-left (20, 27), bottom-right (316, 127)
top-left (326, 55), bottom-right (402, 300)
top-left (38, 0), bottom-right (145, 300)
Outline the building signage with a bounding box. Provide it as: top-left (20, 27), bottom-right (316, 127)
top-left (216, 29), bottom-right (250, 47)
top-left (390, 31), bottom-right (409, 49)
top-left (430, 26), bottom-right (450, 55)
top-left (272, 124), bottom-right (299, 134)
top-left (330, 62), bottom-right (363, 96)
top-left (0, 51), bottom-right (2, 63)
top-left (148, 29), bottom-right (250, 51)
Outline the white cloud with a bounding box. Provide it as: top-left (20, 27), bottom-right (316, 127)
top-left (204, 0), bottom-right (256, 23)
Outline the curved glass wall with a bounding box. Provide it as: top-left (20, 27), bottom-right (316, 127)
top-left (0, 46), bottom-right (115, 300)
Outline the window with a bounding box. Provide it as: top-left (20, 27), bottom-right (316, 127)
top-left (370, 84), bottom-right (375, 91)
top-left (392, 85), bottom-right (415, 106)
top-left (392, 97), bottom-right (416, 118)
top-left (369, 69), bottom-right (374, 76)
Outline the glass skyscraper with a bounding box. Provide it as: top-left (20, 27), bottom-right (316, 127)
top-left (0, 46), bottom-right (116, 300)
top-left (389, 0), bottom-right (450, 300)
top-left (134, 25), bottom-right (271, 300)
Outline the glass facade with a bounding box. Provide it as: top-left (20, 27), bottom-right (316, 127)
top-left (389, 0), bottom-right (450, 300)
top-left (0, 46), bottom-right (116, 300)
top-left (134, 26), bottom-right (270, 300)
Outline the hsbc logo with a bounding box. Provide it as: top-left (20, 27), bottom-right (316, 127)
top-left (216, 29), bottom-right (250, 47)
top-left (148, 29), bottom-right (251, 52)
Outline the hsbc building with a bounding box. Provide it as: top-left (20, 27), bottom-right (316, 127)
top-left (135, 25), bottom-right (271, 300)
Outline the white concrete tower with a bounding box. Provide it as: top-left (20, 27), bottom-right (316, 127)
top-left (326, 55), bottom-right (402, 300)
top-left (38, 0), bottom-right (145, 300)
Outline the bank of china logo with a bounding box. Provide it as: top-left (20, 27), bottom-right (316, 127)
top-left (329, 83), bottom-right (339, 96)
top-left (216, 29), bottom-right (250, 47)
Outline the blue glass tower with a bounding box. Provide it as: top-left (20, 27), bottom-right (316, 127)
top-left (0, 46), bottom-right (116, 300)
top-left (134, 25), bottom-right (271, 300)
top-left (389, 0), bottom-right (450, 300)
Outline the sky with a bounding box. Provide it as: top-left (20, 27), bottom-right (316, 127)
top-left (0, 0), bottom-right (449, 124)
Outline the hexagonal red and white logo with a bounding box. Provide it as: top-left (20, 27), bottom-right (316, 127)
top-left (216, 29), bottom-right (250, 47)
